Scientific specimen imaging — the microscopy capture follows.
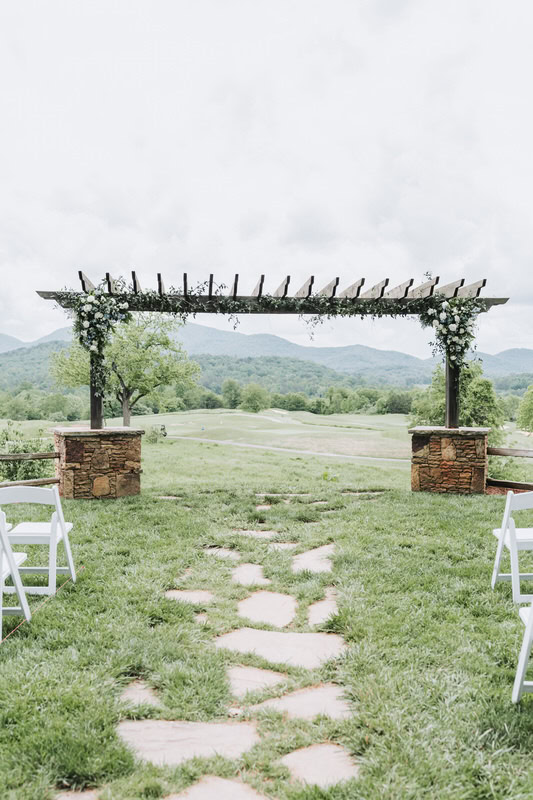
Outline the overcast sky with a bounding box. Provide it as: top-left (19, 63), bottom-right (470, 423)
top-left (0, 0), bottom-right (531, 357)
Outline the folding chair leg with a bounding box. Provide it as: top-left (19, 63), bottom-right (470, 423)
top-left (492, 532), bottom-right (506, 589)
top-left (47, 537), bottom-right (57, 595)
top-left (510, 546), bottom-right (523, 604)
top-left (62, 532), bottom-right (76, 583)
top-left (513, 609), bottom-right (533, 702)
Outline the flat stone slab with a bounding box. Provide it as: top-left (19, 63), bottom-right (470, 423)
top-left (255, 504), bottom-right (271, 511)
top-left (195, 613), bottom-right (208, 625)
top-left (233, 530), bottom-right (278, 539)
top-left (250, 683), bottom-right (351, 720)
top-left (308, 589), bottom-right (338, 626)
top-left (215, 628), bottom-right (347, 668)
top-left (227, 665), bottom-right (286, 698)
top-left (56, 792), bottom-right (100, 799)
top-left (231, 564), bottom-right (271, 586)
top-left (238, 591), bottom-right (297, 627)
top-left (267, 542), bottom-right (298, 551)
top-left (292, 544), bottom-right (335, 574)
top-left (256, 493), bottom-right (309, 497)
top-left (166, 776), bottom-right (267, 799)
top-left (311, 500), bottom-right (329, 505)
top-left (117, 720), bottom-right (259, 767)
top-left (204, 546), bottom-right (240, 561)
top-left (165, 590), bottom-right (214, 604)
top-left (280, 743), bottom-right (359, 788)
top-left (120, 679), bottom-right (161, 708)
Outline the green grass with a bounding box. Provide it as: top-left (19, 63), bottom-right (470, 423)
top-left (2, 414), bottom-right (533, 797)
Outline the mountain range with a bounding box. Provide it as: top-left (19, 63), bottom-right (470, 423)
top-left (2, 322), bottom-right (533, 387)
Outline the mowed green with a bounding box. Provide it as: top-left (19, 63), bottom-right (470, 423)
top-left (1, 412), bottom-right (533, 798)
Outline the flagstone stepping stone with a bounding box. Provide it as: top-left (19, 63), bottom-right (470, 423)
top-left (227, 665), bottom-right (286, 698)
top-left (204, 546), bottom-right (240, 561)
top-left (120, 679), bottom-right (161, 708)
top-left (311, 500), bottom-right (329, 506)
top-left (256, 493), bottom-right (309, 497)
top-left (267, 542), bottom-right (298, 551)
top-left (280, 743), bottom-right (359, 788)
top-left (231, 564), bottom-right (271, 586)
top-left (233, 530), bottom-right (278, 539)
top-left (117, 720), bottom-right (259, 767)
top-left (250, 683), bottom-right (351, 720)
top-left (195, 613), bottom-right (208, 625)
top-left (256, 504), bottom-right (271, 511)
top-left (238, 591), bottom-right (297, 627)
top-left (292, 544), bottom-right (334, 574)
top-left (56, 792), bottom-right (100, 799)
top-left (165, 776), bottom-right (267, 799)
top-left (308, 588), bottom-right (338, 626)
top-left (165, 590), bottom-right (214, 604)
top-left (215, 628), bottom-right (347, 669)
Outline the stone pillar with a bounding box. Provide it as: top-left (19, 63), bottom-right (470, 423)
top-left (409, 426), bottom-right (489, 494)
top-left (54, 427), bottom-right (144, 500)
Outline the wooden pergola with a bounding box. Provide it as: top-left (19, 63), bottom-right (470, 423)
top-left (38, 272), bottom-right (508, 430)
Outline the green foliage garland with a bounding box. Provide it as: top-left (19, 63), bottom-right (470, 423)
top-left (419, 296), bottom-right (484, 368)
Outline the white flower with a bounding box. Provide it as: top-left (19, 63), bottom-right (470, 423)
top-left (83, 320), bottom-right (90, 328)
top-left (86, 296), bottom-right (95, 303)
top-left (450, 355), bottom-right (456, 360)
top-left (453, 336), bottom-right (460, 342)
top-left (82, 304), bottom-right (91, 312)
top-left (427, 308), bottom-right (436, 316)
top-left (440, 312), bottom-right (447, 321)
top-left (449, 323), bottom-right (457, 332)
top-left (95, 312), bottom-right (103, 319)
top-left (459, 328), bottom-right (465, 334)
top-left (442, 301), bottom-right (449, 308)
top-left (432, 319), bottom-right (439, 328)
top-left (90, 344), bottom-right (98, 352)
top-left (121, 302), bottom-right (129, 310)
top-left (455, 315), bottom-right (460, 323)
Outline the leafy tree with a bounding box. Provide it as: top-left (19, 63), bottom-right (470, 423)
top-left (52, 314), bottom-right (200, 425)
top-left (240, 383), bottom-right (271, 413)
top-left (222, 379), bottom-right (242, 409)
top-left (517, 386), bottom-right (533, 431)
top-left (410, 361), bottom-right (504, 443)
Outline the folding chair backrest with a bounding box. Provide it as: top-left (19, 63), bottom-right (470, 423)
top-left (0, 486), bottom-right (56, 507)
top-left (509, 490), bottom-right (533, 513)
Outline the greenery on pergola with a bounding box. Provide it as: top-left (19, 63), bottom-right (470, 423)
top-left (38, 271), bottom-right (508, 430)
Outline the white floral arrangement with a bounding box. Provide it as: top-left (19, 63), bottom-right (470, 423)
top-left (420, 296), bottom-right (483, 368)
top-left (68, 284), bottom-right (132, 393)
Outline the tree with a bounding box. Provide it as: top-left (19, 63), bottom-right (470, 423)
top-left (52, 314), bottom-right (200, 425)
top-left (517, 386), bottom-right (533, 431)
top-left (222, 379), bottom-right (242, 409)
top-left (240, 383), bottom-right (271, 413)
top-left (410, 361), bottom-right (504, 443)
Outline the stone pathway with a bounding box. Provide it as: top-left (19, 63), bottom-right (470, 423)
top-left (292, 543), bottom-right (335, 574)
top-left (113, 514), bottom-right (359, 796)
top-left (168, 776), bottom-right (267, 799)
top-left (231, 564), bottom-right (271, 586)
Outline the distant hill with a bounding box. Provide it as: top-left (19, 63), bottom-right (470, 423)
top-left (1, 321), bottom-right (533, 389)
top-left (0, 341), bottom-right (70, 390)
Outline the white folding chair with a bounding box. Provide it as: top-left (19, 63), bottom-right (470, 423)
top-left (0, 510), bottom-right (31, 639)
top-left (512, 602), bottom-right (533, 702)
top-left (491, 490), bottom-right (533, 603)
top-left (0, 486), bottom-right (76, 596)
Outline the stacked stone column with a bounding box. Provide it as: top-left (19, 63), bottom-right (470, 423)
top-left (409, 426), bottom-right (489, 494)
top-left (54, 427), bottom-right (144, 499)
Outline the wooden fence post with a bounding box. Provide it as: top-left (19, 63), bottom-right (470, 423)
top-left (90, 354), bottom-right (103, 429)
top-left (445, 357), bottom-right (460, 428)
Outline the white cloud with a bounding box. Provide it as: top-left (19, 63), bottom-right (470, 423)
top-left (0, 0), bottom-right (530, 359)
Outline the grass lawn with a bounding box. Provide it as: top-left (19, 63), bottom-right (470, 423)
top-left (1, 413), bottom-right (533, 797)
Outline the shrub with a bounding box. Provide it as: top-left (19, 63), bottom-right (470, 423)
top-left (0, 421), bottom-right (54, 482)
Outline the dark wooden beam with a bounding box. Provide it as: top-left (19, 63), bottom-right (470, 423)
top-left (251, 275), bottom-right (265, 298)
top-left (294, 276), bottom-right (314, 298)
top-left (445, 357), bottom-right (460, 428)
top-left (157, 273), bottom-right (165, 295)
top-left (78, 271), bottom-right (95, 293)
top-left (231, 274), bottom-right (239, 299)
top-left (317, 278), bottom-right (340, 298)
top-left (183, 273), bottom-right (188, 296)
top-left (131, 271), bottom-right (142, 293)
top-left (106, 273), bottom-right (118, 294)
top-left (90, 353), bottom-right (103, 430)
top-left (273, 276), bottom-right (290, 298)
top-left (208, 274), bottom-right (214, 298)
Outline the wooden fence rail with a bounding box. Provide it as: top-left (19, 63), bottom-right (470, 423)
top-left (487, 447), bottom-right (533, 459)
top-left (0, 451), bottom-right (60, 488)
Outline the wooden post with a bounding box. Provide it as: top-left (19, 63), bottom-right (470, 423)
top-left (90, 354), bottom-right (103, 430)
top-left (445, 357), bottom-right (460, 428)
